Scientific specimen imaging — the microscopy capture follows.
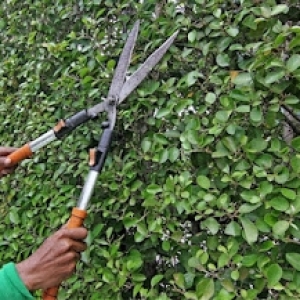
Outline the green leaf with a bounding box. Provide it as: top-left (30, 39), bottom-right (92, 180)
top-left (271, 4), bottom-right (289, 16)
top-left (184, 292), bottom-right (198, 300)
top-left (236, 105), bottom-right (250, 113)
top-left (269, 196), bottom-right (289, 212)
top-left (159, 148), bottom-right (169, 163)
top-left (245, 138), bottom-right (268, 153)
top-left (213, 8), bottom-right (222, 18)
top-left (231, 270), bottom-right (239, 281)
top-left (287, 54), bottom-right (300, 72)
top-left (9, 208), bottom-right (20, 225)
top-left (225, 221), bottom-right (242, 236)
top-left (188, 30), bottom-right (197, 43)
top-left (233, 73), bottom-right (252, 86)
top-left (137, 222), bottom-right (148, 237)
top-left (250, 107), bottom-right (262, 123)
top-left (156, 108), bottom-right (171, 119)
top-left (226, 27), bottom-right (239, 37)
top-left (242, 15), bottom-right (257, 30)
top-left (240, 217), bottom-right (258, 244)
top-left (291, 155), bottom-right (300, 171)
top-left (131, 274), bottom-right (146, 283)
top-left (126, 250), bottom-right (143, 271)
top-left (218, 253), bottom-right (230, 268)
top-left (202, 217), bottom-right (220, 235)
top-left (291, 137), bottom-right (300, 151)
top-left (216, 54), bottom-right (230, 67)
top-left (134, 231), bottom-right (145, 243)
top-left (196, 278), bottom-right (215, 299)
top-left (141, 139), bottom-right (152, 153)
top-left (274, 166), bottom-right (290, 184)
top-left (280, 188), bottom-right (296, 200)
top-left (186, 71), bottom-right (202, 87)
top-left (272, 220), bottom-right (289, 236)
top-left (151, 275), bottom-right (164, 287)
top-left (223, 137), bottom-right (237, 153)
top-left (239, 203), bottom-right (261, 214)
top-left (173, 273), bottom-right (185, 289)
top-left (242, 254), bottom-right (258, 267)
top-left (196, 175), bottom-right (211, 189)
top-left (286, 253), bottom-right (300, 271)
top-left (266, 263), bottom-right (282, 286)
top-left (169, 147), bottom-right (180, 162)
top-left (123, 216), bottom-right (138, 229)
top-left (146, 184), bottom-right (162, 195)
top-left (188, 257), bottom-right (202, 269)
top-left (162, 240), bottom-right (170, 251)
top-left (215, 110), bottom-right (231, 122)
top-left (205, 92), bottom-right (217, 104)
top-left (261, 7), bottom-right (271, 18)
top-left (0, 20), bottom-right (6, 30)
top-left (264, 70), bottom-right (285, 84)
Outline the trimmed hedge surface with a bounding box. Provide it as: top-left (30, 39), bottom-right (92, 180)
top-left (1, 1), bottom-right (300, 299)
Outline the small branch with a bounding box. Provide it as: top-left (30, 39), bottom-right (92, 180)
top-left (281, 105), bottom-right (300, 135)
top-left (282, 104), bottom-right (300, 124)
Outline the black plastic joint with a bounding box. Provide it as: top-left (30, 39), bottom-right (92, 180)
top-left (55, 110), bottom-right (90, 139)
top-left (98, 129), bottom-right (113, 152)
top-left (90, 129), bottom-right (113, 172)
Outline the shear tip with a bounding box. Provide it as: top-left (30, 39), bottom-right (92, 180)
top-left (171, 30), bottom-right (179, 40)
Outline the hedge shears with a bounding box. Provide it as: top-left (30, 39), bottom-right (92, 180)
top-left (1, 20), bottom-right (178, 299)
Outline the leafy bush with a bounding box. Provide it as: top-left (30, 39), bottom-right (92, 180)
top-left (1, 0), bottom-right (300, 299)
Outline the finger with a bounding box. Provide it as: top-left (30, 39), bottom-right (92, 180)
top-left (59, 250), bottom-right (81, 264)
top-left (0, 157), bottom-right (12, 167)
top-left (70, 240), bottom-right (87, 253)
top-left (59, 227), bottom-right (88, 241)
top-left (0, 147), bottom-right (18, 156)
top-left (61, 238), bottom-right (87, 253)
top-left (73, 251), bottom-right (81, 261)
top-left (0, 171), bottom-right (8, 178)
top-left (1, 167), bottom-right (16, 175)
top-left (58, 239), bottom-right (86, 256)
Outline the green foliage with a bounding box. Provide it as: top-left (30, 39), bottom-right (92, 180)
top-left (1, 0), bottom-right (300, 299)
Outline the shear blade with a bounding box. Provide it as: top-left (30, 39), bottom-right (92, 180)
top-left (119, 30), bottom-right (178, 103)
top-left (106, 20), bottom-right (140, 102)
top-left (87, 24), bottom-right (178, 117)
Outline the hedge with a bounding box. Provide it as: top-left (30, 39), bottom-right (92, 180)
top-left (1, 0), bottom-right (300, 299)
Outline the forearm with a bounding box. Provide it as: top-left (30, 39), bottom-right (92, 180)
top-left (0, 263), bottom-right (34, 300)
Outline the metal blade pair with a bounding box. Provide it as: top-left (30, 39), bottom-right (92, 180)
top-left (88, 20), bottom-right (178, 126)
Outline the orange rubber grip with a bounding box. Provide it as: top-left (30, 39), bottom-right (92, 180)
top-left (42, 208), bottom-right (87, 300)
top-left (0, 144), bottom-right (32, 172)
top-left (67, 207), bottom-right (88, 229)
top-left (42, 287), bottom-right (58, 300)
top-left (9, 144), bottom-right (32, 165)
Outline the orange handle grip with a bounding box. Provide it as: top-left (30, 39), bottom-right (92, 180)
top-left (0, 144), bottom-right (32, 171)
top-left (0, 144), bottom-right (32, 172)
top-left (42, 287), bottom-right (58, 300)
top-left (66, 207), bottom-right (88, 229)
top-left (8, 143), bottom-right (32, 165)
top-left (42, 208), bottom-right (87, 300)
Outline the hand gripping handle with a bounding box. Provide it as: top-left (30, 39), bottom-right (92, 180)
top-left (42, 208), bottom-right (87, 300)
top-left (0, 144), bottom-right (32, 171)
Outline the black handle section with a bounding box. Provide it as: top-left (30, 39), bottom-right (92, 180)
top-left (91, 128), bottom-right (113, 172)
top-left (55, 110), bottom-right (91, 139)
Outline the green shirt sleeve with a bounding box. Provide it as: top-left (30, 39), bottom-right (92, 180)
top-left (0, 262), bottom-right (34, 300)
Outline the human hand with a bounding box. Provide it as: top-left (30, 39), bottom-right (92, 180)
top-left (0, 146), bottom-right (17, 177)
top-left (16, 227), bottom-right (88, 291)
